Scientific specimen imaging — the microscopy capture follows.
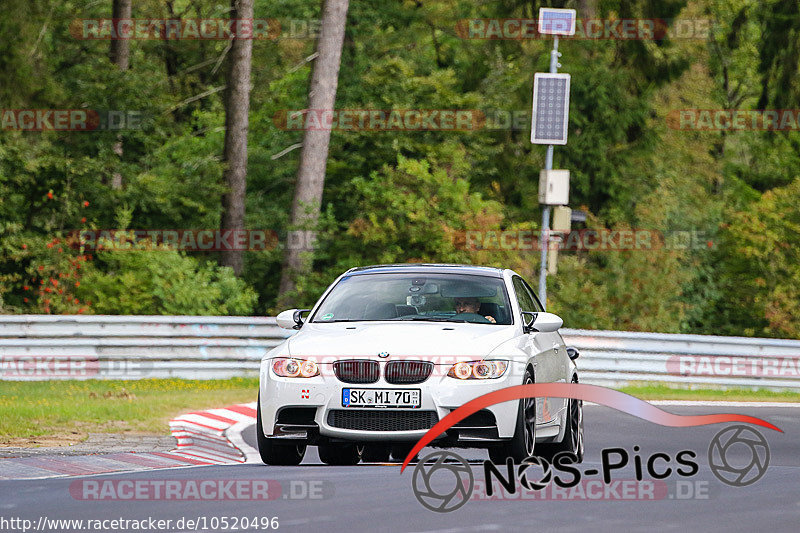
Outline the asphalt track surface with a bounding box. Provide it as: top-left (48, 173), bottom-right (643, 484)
top-left (2, 405), bottom-right (798, 532)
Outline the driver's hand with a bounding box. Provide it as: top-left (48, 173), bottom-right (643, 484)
top-left (485, 316), bottom-right (496, 323)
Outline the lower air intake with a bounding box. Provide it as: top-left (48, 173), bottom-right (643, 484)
top-left (327, 410), bottom-right (439, 431)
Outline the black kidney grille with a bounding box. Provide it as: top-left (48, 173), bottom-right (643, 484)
top-left (333, 360), bottom-right (379, 384)
top-left (327, 410), bottom-right (439, 431)
top-left (385, 361), bottom-right (434, 384)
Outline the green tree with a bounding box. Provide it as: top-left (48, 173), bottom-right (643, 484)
top-left (707, 179), bottom-right (800, 337)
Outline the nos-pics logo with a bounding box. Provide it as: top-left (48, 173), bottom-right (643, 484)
top-left (411, 425), bottom-right (770, 512)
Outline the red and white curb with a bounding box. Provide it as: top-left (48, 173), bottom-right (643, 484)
top-left (170, 401), bottom-right (259, 464)
top-left (0, 402), bottom-right (259, 480)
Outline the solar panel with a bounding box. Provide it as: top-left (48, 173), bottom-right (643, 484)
top-left (530, 73), bottom-right (571, 145)
top-left (538, 8), bottom-right (576, 36)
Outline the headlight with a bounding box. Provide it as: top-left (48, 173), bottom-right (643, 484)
top-left (272, 358), bottom-right (319, 378)
top-left (447, 360), bottom-right (508, 380)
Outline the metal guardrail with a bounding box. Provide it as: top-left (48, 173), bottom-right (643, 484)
top-left (1, 316), bottom-right (798, 389)
top-left (565, 328), bottom-right (800, 389)
top-left (0, 316), bottom-right (291, 380)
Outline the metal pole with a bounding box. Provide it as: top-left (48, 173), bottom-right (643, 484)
top-left (538, 36), bottom-right (560, 309)
top-left (538, 204), bottom-right (551, 306)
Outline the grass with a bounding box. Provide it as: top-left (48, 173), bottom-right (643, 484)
top-left (1, 379), bottom-right (798, 447)
top-left (618, 383), bottom-right (800, 402)
top-left (0, 378), bottom-right (259, 446)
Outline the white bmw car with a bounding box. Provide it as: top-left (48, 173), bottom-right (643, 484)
top-left (257, 264), bottom-right (583, 465)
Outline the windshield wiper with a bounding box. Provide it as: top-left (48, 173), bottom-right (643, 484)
top-left (395, 316), bottom-right (467, 323)
top-left (317, 317), bottom-right (468, 323)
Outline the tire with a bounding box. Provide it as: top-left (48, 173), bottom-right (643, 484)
top-left (489, 368), bottom-right (536, 464)
top-left (390, 443), bottom-right (418, 463)
top-left (256, 395), bottom-right (306, 466)
top-left (361, 444), bottom-right (391, 463)
top-left (537, 378), bottom-right (584, 463)
top-left (318, 443), bottom-right (362, 465)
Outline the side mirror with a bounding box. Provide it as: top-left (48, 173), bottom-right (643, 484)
top-left (566, 346), bottom-right (580, 360)
top-left (533, 312), bottom-right (563, 332)
top-left (276, 309), bottom-right (310, 330)
top-left (522, 311), bottom-right (563, 333)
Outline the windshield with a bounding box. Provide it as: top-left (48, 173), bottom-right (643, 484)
top-left (310, 272), bottom-right (513, 325)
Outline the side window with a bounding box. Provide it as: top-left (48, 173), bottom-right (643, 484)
top-left (522, 279), bottom-right (545, 312)
top-left (512, 277), bottom-right (536, 313)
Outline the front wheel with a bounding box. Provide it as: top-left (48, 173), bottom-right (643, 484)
top-left (256, 395), bottom-right (306, 465)
top-left (489, 368), bottom-right (536, 464)
top-left (537, 378), bottom-right (584, 463)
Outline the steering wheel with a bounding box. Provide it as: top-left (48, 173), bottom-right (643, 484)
top-left (452, 312), bottom-right (491, 324)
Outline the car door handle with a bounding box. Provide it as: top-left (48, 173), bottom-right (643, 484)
top-left (553, 345), bottom-right (559, 353)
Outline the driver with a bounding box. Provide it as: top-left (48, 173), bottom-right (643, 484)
top-left (454, 297), bottom-right (496, 323)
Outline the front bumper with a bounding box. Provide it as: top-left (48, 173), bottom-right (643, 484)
top-left (258, 359), bottom-right (524, 444)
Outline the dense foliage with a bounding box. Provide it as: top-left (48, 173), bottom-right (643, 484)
top-left (1, 0), bottom-right (798, 337)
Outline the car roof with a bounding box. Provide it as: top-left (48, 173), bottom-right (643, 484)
top-left (346, 263), bottom-right (506, 278)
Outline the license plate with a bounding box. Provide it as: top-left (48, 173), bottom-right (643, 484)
top-left (342, 388), bottom-right (421, 408)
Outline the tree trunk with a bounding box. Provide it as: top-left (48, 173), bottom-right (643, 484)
top-left (109, 0), bottom-right (131, 191)
top-left (277, 0), bottom-right (350, 307)
top-left (220, 0), bottom-right (254, 276)
top-left (109, 0), bottom-right (131, 70)
top-left (577, 0), bottom-right (596, 19)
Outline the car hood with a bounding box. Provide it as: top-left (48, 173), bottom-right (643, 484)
top-left (285, 321), bottom-right (517, 359)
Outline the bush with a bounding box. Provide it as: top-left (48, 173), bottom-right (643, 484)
top-left (75, 239), bottom-right (257, 315)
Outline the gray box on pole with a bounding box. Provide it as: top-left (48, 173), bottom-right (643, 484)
top-left (538, 169), bottom-right (570, 205)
